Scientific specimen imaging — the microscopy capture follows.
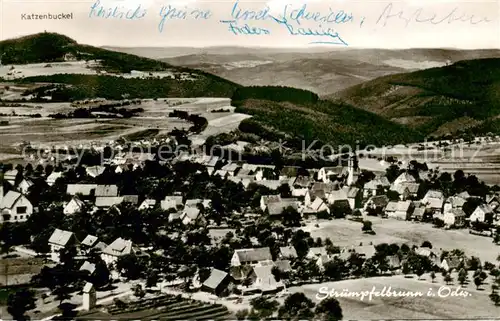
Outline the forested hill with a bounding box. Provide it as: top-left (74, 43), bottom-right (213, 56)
top-left (232, 86), bottom-right (425, 149)
top-left (329, 58), bottom-right (500, 139)
top-left (0, 32), bottom-right (240, 98)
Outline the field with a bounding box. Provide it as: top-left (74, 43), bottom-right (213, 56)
top-left (290, 273), bottom-right (499, 319)
top-left (0, 256), bottom-right (48, 286)
top-left (302, 217), bottom-right (500, 263)
top-left (77, 294), bottom-right (232, 320)
top-left (0, 97), bottom-right (249, 161)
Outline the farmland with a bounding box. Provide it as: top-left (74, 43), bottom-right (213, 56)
top-left (77, 294), bottom-right (232, 320)
top-left (302, 217), bottom-right (500, 263)
top-left (0, 97), bottom-right (250, 161)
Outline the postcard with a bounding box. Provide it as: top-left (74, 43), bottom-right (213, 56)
top-left (1, 0), bottom-right (500, 320)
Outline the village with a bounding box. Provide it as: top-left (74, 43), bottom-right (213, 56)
top-left (2, 134), bottom-right (500, 319)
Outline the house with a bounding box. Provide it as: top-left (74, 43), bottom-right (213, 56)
top-left (316, 255), bottom-right (331, 270)
top-left (95, 196), bottom-right (124, 208)
top-left (326, 189), bottom-right (348, 206)
top-left (443, 195), bottom-right (468, 213)
top-left (260, 195), bottom-right (282, 212)
top-left (346, 186), bottom-right (363, 209)
top-left (16, 178), bottom-right (33, 194)
top-left (4, 169), bottom-right (18, 185)
top-left (441, 256), bottom-right (463, 272)
top-left (274, 260), bottom-right (292, 273)
top-left (363, 177), bottom-right (390, 197)
top-left (391, 172), bottom-right (416, 190)
top-left (351, 245), bottom-right (377, 259)
top-left (412, 206), bottom-right (427, 221)
top-left (387, 255), bottom-right (401, 270)
top-left (80, 261), bottom-right (96, 275)
top-left (185, 199), bottom-right (211, 209)
top-left (267, 199), bottom-right (299, 217)
top-left (221, 163), bottom-right (239, 176)
top-left (385, 201), bottom-right (413, 220)
top-left (423, 190), bottom-right (444, 213)
top-left (254, 179), bottom-right (286, 190)
top-left (66, 184), bottom-right (97, 196)
top-left (201, 268), bottom-right (231, 296)
top-left (247, 265), bottom-right (284, 293)
top-left (46, 171), bottom-right (63, 186)
top-left (82, 282), bottom-right (96, 311)
top-left (392, 182), bottom-right (420, 200)
top-left (231, 248), bottom-right (273, 266)
top-left (101, 238), bottom-right (135, 265)
top-left (139, 199), bottom-right (156, 210)
top-left (160, 196), bottom-right (183, 211)
top-left (443, 208), bottom-right (466, 227)
top-left (304, 197), bottom-right (329, 215)
top-left (86, 166), bottom-right (105, 178)
top-left (122, 195), bottom-right (139, 205)
top-left (48, 228), bottom-right (79, 262)
top-left (95, 184), bottom-right (119, 197)
top-left (470, 204), bottom-right (494, 223)
top-left (180, 207), bottom-right (206, 226)
top-left (0, 188), bottom-right (34, 222)
top-left (279, 246), bottom-right (298, 259)
top-left (318, 166), bottom-right (347, 183)
top-left (63, 196), bottom-right (85, 215)
top-left (304, 183), bottom-right (333, 207)
top-left (363, 195), bottom-right (389, 214)
top-left (279, 166), bottom-right (301, 180)
top-left (307, 247), bottom-right (328, 259)
top-left (81, 235), bottom-right (99, 248)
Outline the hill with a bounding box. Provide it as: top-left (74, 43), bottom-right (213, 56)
top-left (106, 46), bottom-right (500, 95)
top-left (0, 32), bottom-right (240, 99)
top-left (330, 58), bottom-right (500, 138)
top-left (232, 86), bottom-right (424, 149)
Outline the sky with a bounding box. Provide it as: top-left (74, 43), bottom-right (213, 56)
top-left (1, 0), bottom-right (499, 48)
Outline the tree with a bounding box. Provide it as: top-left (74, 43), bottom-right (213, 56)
top-left (458, 268), bottom-right (467, 286)
top-left (315, 297), bottom-right (343, 320)
top-left (421, 241), bottom-right (432, 249)
top-left (250, 296), bottom-right (279, 319)
top-left (279, 292), bottom-right (315, 319)
top-left (430, 271), bottom-right (436, 283)
top-left (7, 289), bottom-right (36, 321)
top-left (146, 271), bottom-right (159, 289)
top-left (133, 284), bottom-right (146, 299)
top-left (474, 276), bottom-right (482, 290)
top-left (402, 262), bottom-right (411, 277)
top-left (361, 220), bottom-right (373, 233)
top-left (444, 273), bottom-right (453, 285)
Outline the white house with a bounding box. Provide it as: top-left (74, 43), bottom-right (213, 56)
top-left (16, 178), bottom-right (34, 194)
top-left (391, 172), bottom-right (416, 190)
top-left (260, 195), bottom-right (282, 212)
top-left (101, 237), bottom-right (135, 265)
top-left (385, 201), bottom-right (412, 220)
top-left (139, 199), bottom-right (156, 210)
top-left (181, 207), bottom-right (206, 226)
top-left (48, 228), bottom-right (79, 262)
top-left (470, 204), bottom-right (494, 223)
top-left (4, 169), bottom-right (18, 185)
top-left (443, 208), bottom-right (466, 227)
top-left (160, 196), bottom-right (183, 211)
top-left (231, 248), bottom-right (272, 267)
top-left (46, 171), bottom-right (63, 186)
top-left (63, 196), bottom-right (85, 215)
top-left (0, 187), bottom-right (33, 222)
top-left (86, 166), bottom-right (105, 178)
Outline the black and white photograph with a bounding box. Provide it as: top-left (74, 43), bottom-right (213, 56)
top-left (1, 0), bottom-right (500, 319)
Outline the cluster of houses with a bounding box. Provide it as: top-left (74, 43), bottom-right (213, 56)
top-left (201, 242), bottom-right (471, 297)
top-left (3, 151), bottom-right (500, 232)
top-left (48, 228), bottom-right (137, 277)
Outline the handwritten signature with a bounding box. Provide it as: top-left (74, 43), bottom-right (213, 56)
top-left (269, 5), bottom-right (348, 45)
top-left (376, 2), bottom-right (491, 27)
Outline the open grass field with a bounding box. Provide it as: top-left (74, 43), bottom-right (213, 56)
top-left (302, 217), bottom-right (500, 263)
top-left (289, 273), bottom-right (499, 319)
